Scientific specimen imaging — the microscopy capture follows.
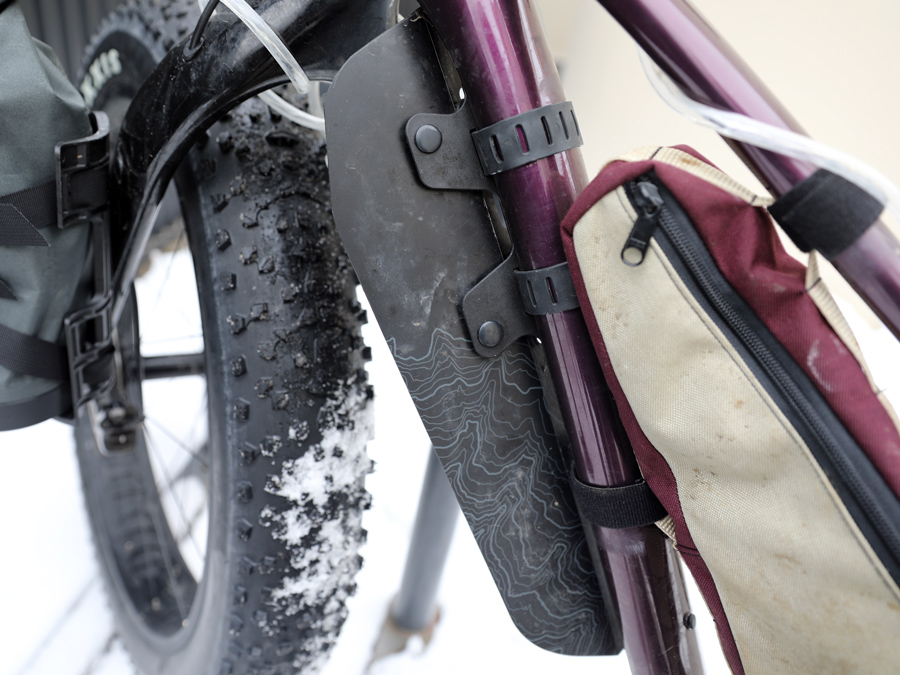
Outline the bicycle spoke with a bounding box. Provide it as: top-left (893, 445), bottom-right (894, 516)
top-left (144, 425), bottom-right (205, 565)
top-left (177, 500), bottom-right (209, 548)
top-left (144, 415), bottom-right (209, 471)
top-left (142, 428), bottom-right (194, 621)
top-left (145, 227), bottom-right (188, 324)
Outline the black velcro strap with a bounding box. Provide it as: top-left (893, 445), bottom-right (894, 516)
top-left (0, 180), bottom-right (58, 231)
top-left (0, 323), bottom-right (69, 381)
top-left (569, 470), bottom-right (667, 529)
top-left (768, 169), bottom-right (884, 260)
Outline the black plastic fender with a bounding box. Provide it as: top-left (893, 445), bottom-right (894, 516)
top-left (326, 16), bottom-right (618, 656)
top-left (105, 0), bottom-right (398, 321)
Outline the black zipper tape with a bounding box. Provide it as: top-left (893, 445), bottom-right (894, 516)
top-left (624, 171), bottom-right (900, 584)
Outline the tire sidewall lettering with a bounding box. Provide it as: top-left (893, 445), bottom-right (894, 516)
top-left (80, 48), bottom-right (122, 108)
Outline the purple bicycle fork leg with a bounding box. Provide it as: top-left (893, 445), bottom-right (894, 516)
top-left (418, 1), bottom-right (702, 672)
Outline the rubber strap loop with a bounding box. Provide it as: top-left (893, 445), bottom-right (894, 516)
top-left (514, 262), bottom-right (580, 315)
top-left (569, 470), bottom-right (667, 529)
top-left (472, 101), bottom-right (583, 175)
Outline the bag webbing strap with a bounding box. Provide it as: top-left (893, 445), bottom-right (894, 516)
top-left (0, 279), bottom-right (15, 300)
top-left (0, 181), bottom-right (58, 300)
top-left (569, 470), bottom-right (667, 529)
top-left (0, 323), bottom-right (68, 381)
top-left (0, 180), bottom-right (57, 231)
top-left (0, 382), bottom-right (71, 431)
top-left (768, 169), bottom-right (884, 260)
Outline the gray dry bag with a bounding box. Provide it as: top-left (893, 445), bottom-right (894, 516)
top-left (0, 1), bottom-right (96, 430)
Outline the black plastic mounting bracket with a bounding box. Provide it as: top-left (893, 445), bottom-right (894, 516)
top-left (60, 112), bottom-right (116, 410)
top-left (461, 251), bottom-right (537, 359)
top-left (472, 101), bottom-right (583, 176)
top-left (406, 101), bottom-right (495, 193)
top-left (56, 111), bottom-right (111, 230)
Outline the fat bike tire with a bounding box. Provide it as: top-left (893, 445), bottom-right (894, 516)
top-left (73, 2), bottom-right (373, 674)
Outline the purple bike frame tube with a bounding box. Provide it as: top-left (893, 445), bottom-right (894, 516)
top-left (599, 0), bottom-right (900, 340)
top-left (418, 1), bottom-right (702, 672)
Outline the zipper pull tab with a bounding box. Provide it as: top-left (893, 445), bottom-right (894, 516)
top-left (621, 181), bottom-right (664, 266)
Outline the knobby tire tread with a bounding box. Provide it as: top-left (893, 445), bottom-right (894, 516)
top-left (73, 2), bottom-right (373, 673)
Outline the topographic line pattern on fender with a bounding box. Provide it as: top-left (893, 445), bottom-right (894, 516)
top-left (325, 15), bottom-right (618, 656)
top-left (390, 328), bottom-right (608, 653)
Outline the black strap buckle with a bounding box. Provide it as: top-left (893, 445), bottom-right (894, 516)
top-left (61, 112), bottom-right (116, 409)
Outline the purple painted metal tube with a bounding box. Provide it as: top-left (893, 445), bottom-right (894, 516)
top-left (833, 230), bottom-right (900, 337)
top-left (599, 0), bottom-right (900, 340)
top-left (418, 1), bottom-right (701, 672)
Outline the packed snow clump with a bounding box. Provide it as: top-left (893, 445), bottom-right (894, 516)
top-left (264, 380), bottom-right (374, 672)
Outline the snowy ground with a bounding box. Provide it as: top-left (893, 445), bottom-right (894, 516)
top-left (0, 242), bottom-right (897, 675)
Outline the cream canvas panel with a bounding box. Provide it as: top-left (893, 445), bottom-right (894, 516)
top-left (572, 188), bottom-right (900, 674)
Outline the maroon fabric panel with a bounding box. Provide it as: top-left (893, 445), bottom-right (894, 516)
top-left (560, 143), bottom-right (900, 672)
top-left (560, 166), bottom-right (745, 674)
top-left (653, 159), bottom-right (900, 496)
top-left (562, 145), bottom-right (900, 497)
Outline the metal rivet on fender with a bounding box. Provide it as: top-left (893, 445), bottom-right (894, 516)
top-left (477, 320), bottom-right (504, 348)
top-left (415, 124), bottom-right (443, 153)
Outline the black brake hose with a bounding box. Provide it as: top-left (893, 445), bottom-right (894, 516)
top-left (185, 0), bottom-right (221, 56)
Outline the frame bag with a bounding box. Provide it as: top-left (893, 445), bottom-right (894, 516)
top-left (0, 2), bottom-right (97, 430)
top-left (562, 145), bottom-right (900, 674)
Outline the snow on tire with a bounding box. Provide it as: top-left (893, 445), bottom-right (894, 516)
top-left (73, 2), bottom-right (373, 674)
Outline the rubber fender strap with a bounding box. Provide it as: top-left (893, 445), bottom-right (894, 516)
top-left (514, 262), bottom-right (580, 315)
top-left (768, 169), bottom-right (884, 260)
top-left (472, 101), bottom-right (583, 175)
top-left (0, 322), bottom-right (69, 381)
top-left (569, 470), bottom-right (667, 529)
top-left (0, 180), bottom-right (57, 231)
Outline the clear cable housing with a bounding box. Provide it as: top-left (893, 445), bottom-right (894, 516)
top-left (638, 48), bottom-right (900, 227)
top-left (197, 0), bottom-right (326, 132)
top-left (258, 89), bottom-right (325, 133)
